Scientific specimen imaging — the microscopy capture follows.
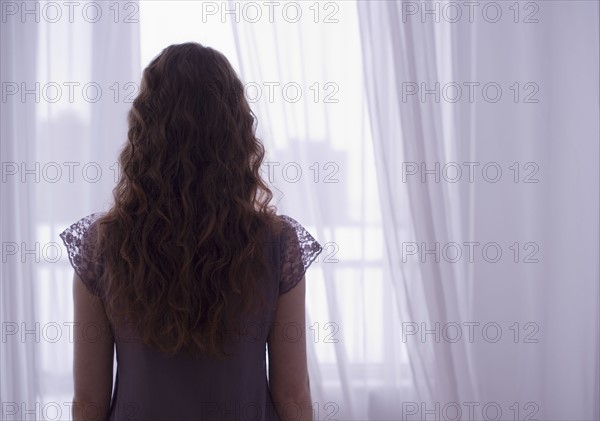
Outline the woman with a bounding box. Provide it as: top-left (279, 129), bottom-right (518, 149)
top-left (60, 42), bottom-right (323, 421)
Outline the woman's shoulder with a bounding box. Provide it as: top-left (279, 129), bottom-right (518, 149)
top-left (273, 214), bottom-right (323, 295)
top-left (59, 212), bottom-right (107, 296)
top-left (59, 212), bottom-right (107, 251)
top-left (60, 212), bottom-right (106, 238)
top-left (272, 214), bottom-right (306, 235)
top-left (275, 214), bottom-right (320, 247)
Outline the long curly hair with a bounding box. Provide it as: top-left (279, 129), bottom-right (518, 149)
top-left (94, 42), bottom-right (283, 358)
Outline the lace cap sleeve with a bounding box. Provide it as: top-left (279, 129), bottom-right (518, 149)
top-left (59, 213), bottom-right (104, 296)
top-left (278, 215), bottom-right (323, 295)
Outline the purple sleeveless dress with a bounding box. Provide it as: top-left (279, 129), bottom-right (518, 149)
top-left (60, 213), bottom-right (322, 421)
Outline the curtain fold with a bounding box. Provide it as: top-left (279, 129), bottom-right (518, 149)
top-left (358, 0), bottom-right (477, 409)
top-left (358, 1), bottom-right (599, 420)
top-left (1, 13), bottom-right (40, 409)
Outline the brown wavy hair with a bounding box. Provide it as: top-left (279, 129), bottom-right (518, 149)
top-left (94, 42), bottom-right (283, 358)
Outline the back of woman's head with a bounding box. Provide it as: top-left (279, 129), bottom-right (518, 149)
top-left (96, 42), bottom-right (282, 358)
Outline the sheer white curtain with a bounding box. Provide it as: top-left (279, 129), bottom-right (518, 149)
top-left (359, 0), bottom-right (477, 411)
top-left (358, 1), bottom-right (599, 420)
top-left (1, 2), bottom-right (140, 418)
